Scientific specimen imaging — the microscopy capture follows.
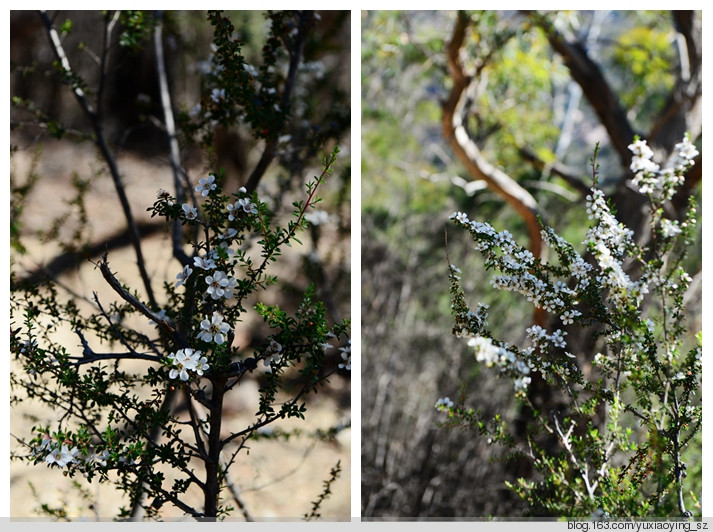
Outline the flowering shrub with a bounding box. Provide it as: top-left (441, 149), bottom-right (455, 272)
top-left (439, 136), bottom-right (700, 518)
top-left (11, 153), bottom-right (350, 519)
top-left (10, 10), bottom-right (350, 520)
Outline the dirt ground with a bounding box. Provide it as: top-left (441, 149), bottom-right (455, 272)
top-left (9, 139), bottom-right (351, 521)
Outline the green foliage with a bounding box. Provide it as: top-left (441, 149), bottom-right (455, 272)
top-left (10, 10), bottom-right (349, 520)
top-left (608, 15), bottom-right (675, 128)
top-left (443, 140), bottom-right (701, 518)
top-left (118, 11), bottom-right (157, 52)
top-left (304, 460), bottom-right (342, 521)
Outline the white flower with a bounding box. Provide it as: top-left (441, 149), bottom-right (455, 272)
top-left (628, 138), bottom-right (654, 159)
top-left (205, 271), bottom-right (237, 300)
top-left (167, 348), bottom-right (209, 381)
top-left (192, 355), bottom-right (210, 377)
top-left (560, 309), bottom-right (581, 325)
top-left (221, 227), bottom-right (239, 240)
top-left (198, 312), bottom-right (231, 344)
top-left (87, 449), bottom-right (111, 467)
top-left (468, 336), bottom-right (502, 367)
top-left (182, 203), bottom-right (198, 220)
top-left (195, 175), bottom-right (217, 197)
top-left (660, 218), bottom-right (681, 238)
top-left (46, 444), bottom-right (79, 468)
top-left (263, 338), bottom-right (283, 373)
top-left (175, 265), bottom-right (193, 287)
top-left (338, 340), bottom-right (351, 370)
top-left (236, 197), bottom-right (258, 215)
top-left (156, 188), bottom-right (174, 205)
top-left (450, 211), bottom-right (470, 225)
top-left (226, 202), bottom-right (239, 221)
top-left (550, 329), bottom-right (568, 349)
top-left (305, 209), bottom-right (330, 226)
top-left (193, 255), bottom-right (217, 270)
top-left (435, 397), bottom-right (454, 410)
top-left (630, 156), bottom-right (659, 174)
top-left (227, 197), bottom-right (257, 220)
top-left (243, 63), bottom-right (258, 77)
top-left (674, 135), bottom-right (698, 162)
top-left (210, 88), bottom-right (225, 103)
top-left (513, 376), bottom-right (532, 392)
top-left (167, 349), bottom-right (192, 381)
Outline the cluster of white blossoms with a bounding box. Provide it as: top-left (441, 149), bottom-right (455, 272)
top-left (525, 325), bottom-right (577, 359)
top-left (450, 213), bottom-right (577, 317)
top-left (629, 135), bottom-right (698, 201)
top-left (227, 189), bottom-right (258, 218)
top-left (447, 135), bottom-right (698, 399)
top-left (338, 340), bottom-right (351, 371)
top-left (167, 348), bottom-right (210, 381)
top-left (160, 177), bottom-right (273, 382)
top-left (584, 188), bottom-right (648, 308)
top-left (435, 397), bottom-right (454, 411)
top-left (468, 336), bottom-right (532, 391)
top-left (32, 430), bottom-right (139, 473)
top-left (36, 432), bottom-right (80, 468)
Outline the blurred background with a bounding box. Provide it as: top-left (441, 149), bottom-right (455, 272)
top-left (361, 10), bottom-right (701, 518)
top-left (10, 10), bottom-right (351, 520)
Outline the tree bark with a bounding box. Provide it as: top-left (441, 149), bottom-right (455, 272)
top-left (442, 11), bottom-right (545, 265)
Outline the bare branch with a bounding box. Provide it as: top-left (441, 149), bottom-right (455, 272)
top-left (518, 146), bottom-right (591, 198)
top-left (39, 10), bottom-right (157, 308)
top-left (245, 11), bottom-right (311, 193)
top-left (531, 12), bottom-right (637, 168)
top-left (154, 12), bottom-right (192, 268)
top-left (72, 327), bottom-right (162, 366)
top-left (97, 255), bottom-right (190, 349)
top-left (649, 11), bottom-right (702, 154)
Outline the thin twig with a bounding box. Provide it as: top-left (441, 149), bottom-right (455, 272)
top-left (39, 10), bottom-right (157, 308)
top-left (97, 255), bottom-right (190, 350)
top-left (154, 11), bottom-right (191, 267)
top-left (245, 11), bottom-right (310, 193)
top-left (72, 327), bottom-right (162, 365)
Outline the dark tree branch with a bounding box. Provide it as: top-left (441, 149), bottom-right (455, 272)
top-left (518, 146), bottom-right (591, 198)
top-left (18, 220), bottom-right (165, 287)
top-left (98, 255), bottom-right (190, 350)
top-left (648, 11), bottom-right (702, 154)
top-left (245, 11), bottom-right (311, 194)
top-left (531, 12), bottom-right (637, 168)
top-left (73, 324), bottom-right (161, 366)
top-left (97, 11), bottom-right (121, 121)
top-left (39, 10), bottom-right (157, 308)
